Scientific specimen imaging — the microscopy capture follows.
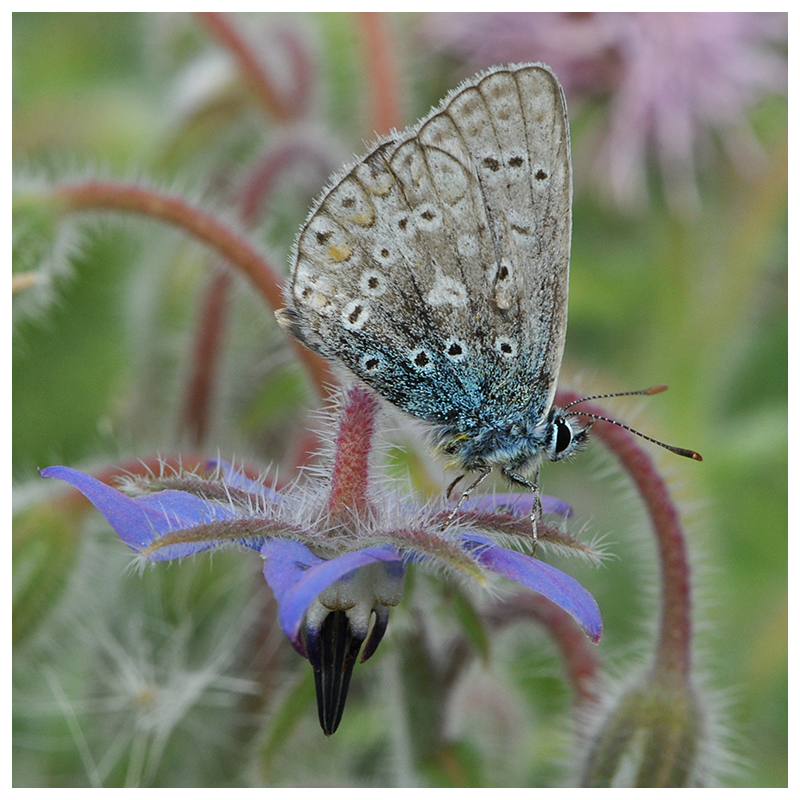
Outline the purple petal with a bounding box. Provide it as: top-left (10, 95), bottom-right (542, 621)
top-left (458, 493), bottom-right (572, 518)
top-left (260, 539), bottom-right (327, 606)
top-left (261, 540), bottom-right (403, 646)
top-left (40, 466), bottom-right (238, 560)
top-left (461, 533), bottom-right (602, 642)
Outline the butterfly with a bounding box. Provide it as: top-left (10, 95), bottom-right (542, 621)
top-left (277, 62), bottom-right (700, 538)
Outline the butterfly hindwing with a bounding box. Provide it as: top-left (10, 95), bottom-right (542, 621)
top-left (283, 63), bottom-right (571, 433)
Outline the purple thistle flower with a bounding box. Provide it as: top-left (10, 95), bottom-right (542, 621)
top-left (40, 386), bottom-right (601, 735)
top-left (426, 12), bottom-right (787, 214)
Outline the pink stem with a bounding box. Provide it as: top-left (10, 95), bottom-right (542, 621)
top-left (55, 180), bottom-right (335, 399)
top-left (557, 390), bottom-right (693, 680)
top-left (326, 385), bottom-right (379, 522)
top-left (196, 12), bottom-right (304, 121)
top-left (357, 13), bottom-right (403, 135)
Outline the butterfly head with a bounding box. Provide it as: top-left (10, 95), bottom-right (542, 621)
top-left (543, 406), bottom-right (592, 462)
top-left (552, 386), bottom-right (704, 463)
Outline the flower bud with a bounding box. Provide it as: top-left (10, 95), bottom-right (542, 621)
top-left (580, 673), bottom-right (703, 787)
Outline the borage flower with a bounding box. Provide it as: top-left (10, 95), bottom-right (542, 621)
top-left (40, 385), bottom-right (601, 735)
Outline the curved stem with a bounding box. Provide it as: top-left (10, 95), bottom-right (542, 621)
top-left (196, 12), bottom-right (308, 121)
top-left (182, 141), bottom-right (333, 443)
top-left (57, 181), bottom-right (282, 306)
top-left (556, 390), bottom-right (693, 680)
top-left (55, 180), bottom-right (335, 399)
top-left (239, 139), bottom-right (335, 226)
top-left (488, 591), bottom-right (601, 706)
top-left (183, 269), bottom-right (230, 443)
top-left (357, 13), bottom-right (402, 136)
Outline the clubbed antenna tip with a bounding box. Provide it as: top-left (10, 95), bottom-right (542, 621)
top-left (564, 385), bottom-right (703, 462)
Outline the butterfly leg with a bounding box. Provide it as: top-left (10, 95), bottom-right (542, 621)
top-left (445, 466), bottom-right (491, 525)
top-left (445, 473), bottom-right (465, 500)
top-left (501, 465), bottom-right (542, 553)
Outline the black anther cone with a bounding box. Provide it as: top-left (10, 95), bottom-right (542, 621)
top-left (310, 610), bottom-right (364, 735)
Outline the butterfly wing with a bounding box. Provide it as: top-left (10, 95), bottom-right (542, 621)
top-left (280, 63), bottom-right (571, 433)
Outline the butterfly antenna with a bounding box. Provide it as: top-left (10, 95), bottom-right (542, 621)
top-left (565, 385), bottom-right (703, 461)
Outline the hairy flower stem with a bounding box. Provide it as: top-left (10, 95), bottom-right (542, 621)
top-left (196, 12), bottom-right (310, 121)
top-left (184, 269), bottom-right (230, 444)
top-left (556, 390), bottom-right (694, 680)
top-left (326, 385), bottom-right (380, 523)
top-left (487, 592), bottom-right (601, 707)
top-left (553, 392), bottom-right (703, 786)
top-left (54, 180), bottom-right (334, 398)
top-left (57, 181), bottom-right (283, 307)
top-left (357, 12), bottom-right (402, 135)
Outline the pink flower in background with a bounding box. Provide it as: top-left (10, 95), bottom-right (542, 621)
top-left (426, 12), bottom-right (787, 214)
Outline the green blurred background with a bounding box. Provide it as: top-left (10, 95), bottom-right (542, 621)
top-left (13, 13), bottom-right (786, 787)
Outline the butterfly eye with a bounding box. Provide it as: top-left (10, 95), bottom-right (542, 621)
top-left (555, 418), bottom-right (573, 454)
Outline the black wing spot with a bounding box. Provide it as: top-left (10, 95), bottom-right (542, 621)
top-left (348, 305), bottom-right (365, 324)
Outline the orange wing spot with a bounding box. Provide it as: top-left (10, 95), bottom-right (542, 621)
top-left (327, 243), bottom-right (353, 263)
top-left (352, 211), bottom-right (374, 227)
